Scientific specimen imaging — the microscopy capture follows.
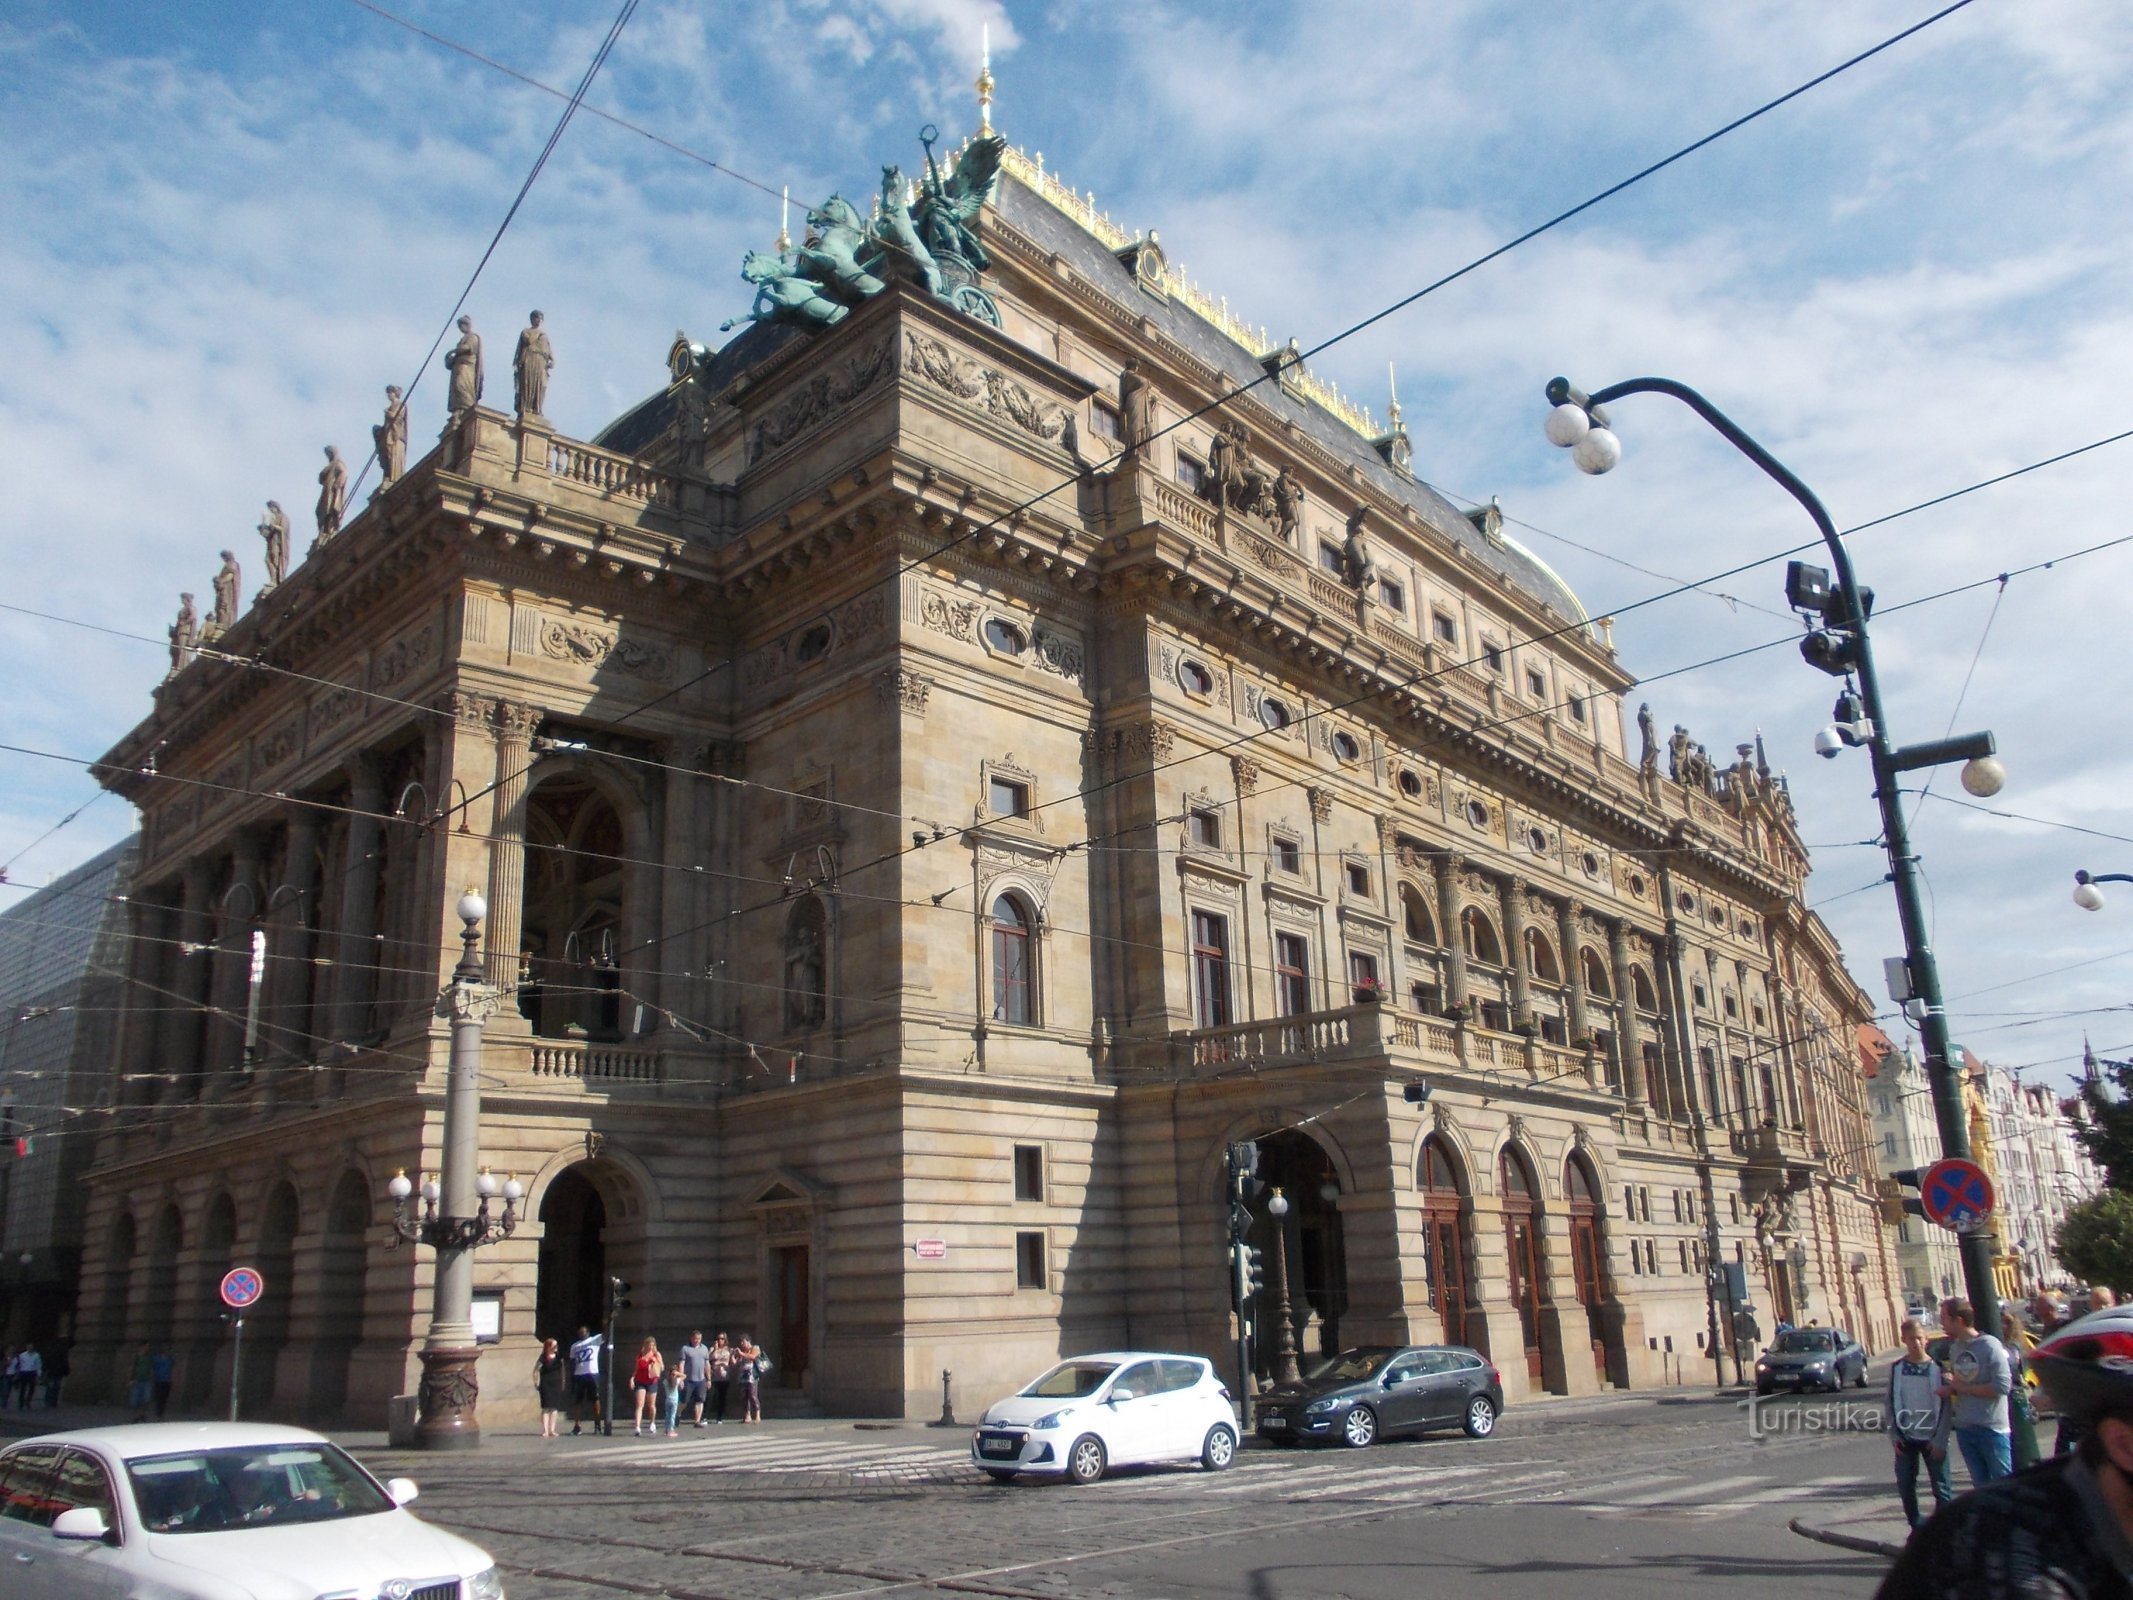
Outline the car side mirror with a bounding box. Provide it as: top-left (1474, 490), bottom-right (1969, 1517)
top-left (51, 1507), bottom-right (111, 1541)
top-left (385, 1477), bottom-right (420, 1507)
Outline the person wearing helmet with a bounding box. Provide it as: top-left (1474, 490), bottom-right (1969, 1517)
top-left (1878, 1305), bottom-right (2133, 1598)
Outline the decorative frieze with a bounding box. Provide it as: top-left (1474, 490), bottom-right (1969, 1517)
top-left (876, 668), bottom-right (931, 714)
top-left (371, 625), bottom-right (435, 690)
top-left (309, 684), bottom-right (363, 741)
top-left (919, 589), bottom-right (981, 642)
top-left (904, 333), bottom-right (1073, 449)
top-left (1032, 627), bottom-right (1084, 681)
top-left (747, 335), bottom-right (896, 464)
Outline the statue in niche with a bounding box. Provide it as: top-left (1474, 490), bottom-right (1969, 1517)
top-left (1271, 467), bottom-right (1303, 545)
top-left (257, 502), bottom-right (289, 590)
top-left (211, 550), bottom-right (241, 629)
top-left (513, 310), bottom-right (553, 419)
top-left (1343, 506), bottom-right (1378, 594)
top-left (1118, 358), bottom-right (1154, 458)
top-left (374, 385), bottom-right (408, 483)
top-left (1668, 723), bottom-right (1693, 783)
top-left (444, 316), bottom-right (483, 424)
top-left (315, 446), bottom-right (346, 545)
top-left (720, 251), bottom-right (849, 332)
top-left (1204, 421), bottom-right (1270, 516)
top-left (167, 593), bottom-right (198, 677)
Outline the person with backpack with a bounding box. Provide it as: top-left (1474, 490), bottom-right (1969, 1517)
top-left (1888, 1317), bottom-right (1955, 1530)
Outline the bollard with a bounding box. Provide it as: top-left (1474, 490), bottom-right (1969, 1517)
top-left (939, 1368), bottom-right (956, 1427)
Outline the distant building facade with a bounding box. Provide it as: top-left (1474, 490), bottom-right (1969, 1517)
top-left (1869, 1044), bottom-right (1963, 1308)
top-left (63, 119), bottom-right (1900, 1424)
top-left (0, 835), bottom-right (138, 1344)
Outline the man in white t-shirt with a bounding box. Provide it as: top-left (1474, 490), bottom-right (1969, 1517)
top-left (568, 1326), bottom-right (604, 1436)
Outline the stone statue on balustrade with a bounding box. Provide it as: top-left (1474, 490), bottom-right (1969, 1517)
top-left (374, 385), bottom-right (408, 483)
top-left (257, 502), bottom-right (289, 591)
top-left (167, 593), bottom-right (198, 678)
top-left (1204, 421), bottom-right (1270, 517)
top-left (1667, 723), bottom-right (1692, 783)
top-left (1117, 358), bottom-right (1154, 459)
top-left (315, 446), bottom-right (346, 546)
top-left (210, 550), bottom-right (241, 631)
top-left (514, 310), bottom-right (553, 420)
top-left (444, 316), bottom-right (483, 425)
top-left (1343, 506), bottom-right (1379, 595)
top-left (1271, 467), bottom-right (1303, 545)
top-left (1730, 742), bottom-right (1762, 804)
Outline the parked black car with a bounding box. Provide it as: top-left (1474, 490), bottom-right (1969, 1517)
top-left (1754, 1326), bottom-right (1868, 1394)
top-left (1256, 1345), bottom-right (1504, 1448)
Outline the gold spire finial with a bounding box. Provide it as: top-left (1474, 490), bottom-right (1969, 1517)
top-left (775, 184), bottom-right (791, 253)
top-left (977, 22), bottom-right (995, 135)
top-left (1387, 360), bottom-right (1404, 427)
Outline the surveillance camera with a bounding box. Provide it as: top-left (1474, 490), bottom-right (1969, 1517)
top-left (1814, 727), bottom-right (1845, 759)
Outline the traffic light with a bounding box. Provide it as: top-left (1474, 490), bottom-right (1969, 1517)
top-left (1878, 1170), bottom-right (1925, 1228)
top-left (1225, 1140), bottom-right (1261, 1193)
top-left (608, 1275), bottom-right (632, 1316)
top-left (1242, 1243), bottom-right (1266, 1297)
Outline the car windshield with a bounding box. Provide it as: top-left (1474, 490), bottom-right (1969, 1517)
top-left (1305, 1348), bottom-right (1395, 1382)
top-left (1773, 1331), bottom-right (1835, 1353)
top-left (1021, 1361), bottom-right (1119, 1399)
top-left (126, 1443), bottom-right (395, 1534)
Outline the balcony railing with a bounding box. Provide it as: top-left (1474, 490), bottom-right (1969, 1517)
top-left (526, 1038), bottom-right (666, 1086)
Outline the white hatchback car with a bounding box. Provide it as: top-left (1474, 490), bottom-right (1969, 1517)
top-left (971, 1352), bottom-right (1238, 1484)
top-left (0, 1422), bottom-right (503, 1600)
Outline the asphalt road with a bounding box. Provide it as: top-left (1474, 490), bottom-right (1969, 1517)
top-left (351, 1388), bottom-right (1899, 1600)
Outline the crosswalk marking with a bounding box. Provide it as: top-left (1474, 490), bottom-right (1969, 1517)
top-left (1606, 1472), bottom-right (1767, 1508)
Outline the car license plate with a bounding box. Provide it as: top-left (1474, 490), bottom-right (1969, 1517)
top-left (1261, 1414), bottom-right (1287, 1429)
top-left (979, 1436), bottom-right (1018, 1457)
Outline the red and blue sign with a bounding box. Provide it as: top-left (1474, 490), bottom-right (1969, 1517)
top-left (1920, 1159), bottom-right (1995, 1231)
top-left (219, 1267), bottom-right (264, 1309)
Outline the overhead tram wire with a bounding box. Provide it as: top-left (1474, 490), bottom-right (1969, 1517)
top-left (432, 0), bottom-right (1983, 836)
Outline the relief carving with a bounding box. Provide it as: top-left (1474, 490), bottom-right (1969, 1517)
top-left (839, 592), bottom-right (888, 639)
top-left (920, 589), bottom-right (981, 641)
top-left (1032, 627), bottom-right (1083, 680)
top-left (747, 336), bottom-right (895, 464)
top-left (904, 333), bottom-right (1073, 447)
top-left (255, 719), bottom-right (301, 774)
top-left (371, 626), bottom-right (435, 690)
top-left (876, 668), bottom-right (931, 713)
top-left (1307, 787), bottom-right (1334, 823)
top-left (537, 618), bottom-right (674, 682)
top-left (1229, 755), bottom-right (1261, 795)
top-left (1116, 719), bottom-right (1177, 764)
top-left (309, 685), bottom-right (363, 740)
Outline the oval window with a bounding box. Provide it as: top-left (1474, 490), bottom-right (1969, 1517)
top-left (1628, 873), bottom-right (1646, 896)
top-left (1398, 769), bottom-right (1424, 800)
top-left (1332, 731), bottom-right (1362, 763)
top-left (1260, 697), bottom-right (1292, 731)
top-left (1527, 827), bottom-right (1548, 854)
top-left (1582, 851), bottom-right (1601, 878)
top-left (1677, 892), bottom-right (1695, 912)
top-left (1466, 800), bottom-right (1489, 829)
top-left (984, 618), bottom-right (1027, 655)
top-left (794, 623), bottom-right (833, 663)
top-left (1178, 658), bottom-right (1214, 696)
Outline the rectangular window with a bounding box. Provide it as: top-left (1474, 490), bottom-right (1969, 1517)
top-left (1272, 836), bottom-right (1302, 874)
top-left (1568, 693), bottom-right (1588, 723)
top-left (1623, 1184), bottom-right (1636, 1219)
top-left (1692, 982), bottom-right (1708, 1008)
top-left (1526, 668), bottom-right (1547, 699)
top-left (1671, 1192), bottom-right (1684, 1224)
top-left (1723, 994), bottom-right (1739, 1019)
top-left (1176, 454), bottom-right (1205, 493)
top-left (1013, 1144), bottom-right (1045, 1202)
top-left (1700, 1048), bottom-right (1720, 1112)
top-left (1679, 1241), bottom-right (1691, 1274)
top-left (1433, 611), bottom-right (1458, 645)
top-left (1275, 932), bottom-right (1311, 1018)
top-left (1379, 577), bottom-right (1406, 611)
top-left (1189, 808), bottom-right (1221, 849)
top-left (1409, 981), bottom-right (1440, 1014)
top-left (1320, 542), bottom-right (1346, 574)
top-left (1345, 862), bottom-right (1370, 897)
top-left (1883, 1133), bottom-right (1897, 1158)
top-left (1090, 402), bottom-right (1122, 441)
top-left (1192, 910), bottom-right (1231, 1029)
top-left (1348, 950), bottom-right (1380, 994)
top-left (1015, 1230), bottom-right (1046, 1290)
top-left (1482, 642), bottom-right (1504, 674)
top-left (989, 776), bottom-right (1029, 818)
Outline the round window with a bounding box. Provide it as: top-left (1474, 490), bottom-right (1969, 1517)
top-left (794, 622), bottom-right (833, 663)
top-left (1332, 731), bottom-right (1362, 763)
top-left (1465, 800), bottom-right (1489, 829)
top-left (1260, 697), bottom-right (1292, 731)
top-left (1740, 919), bottom-right (1756, 938)
top-left (1582, 851), bottom-right (1601, 878)
top-left (1677, 892), bottom-right (1695, 912)
top-left (1628, 873), bottom-right (1646, 896)
top-left (1398, 769), bottom-right (1424, 799)
top-left (1178, 658), bottom-right (1214, 696)
top-left (1527, 827), bottom-right (1548, 854)
top-left (984, 618), bottom-right (1027, 655)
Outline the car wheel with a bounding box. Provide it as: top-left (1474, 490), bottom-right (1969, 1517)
top-left (1462, 1396), bottom-right (1498, 1439)
top-left (983, 1469), bottom-right (1018, 1483)
top-left (1202, 1424), bottom-right (1237, 1471)
top-left (1341, 1406), bottom-right (1378, 1448)
top-left (1066, 1434), bottom-right (1107, 1485)
top-left (1854, 1363), bottom-right (1868, 1389)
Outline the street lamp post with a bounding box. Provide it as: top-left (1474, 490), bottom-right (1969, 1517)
top-left (1266, 1188), bottom-right (1301, 1385)
top-left (386, 890), bottom-right (520, 1450)
top-left (2072, 870), bottom-right (2133, 911)
top-left (1544, 375), bottom-right (2005, 1339)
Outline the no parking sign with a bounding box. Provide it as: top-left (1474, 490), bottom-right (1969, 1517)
top-left (1920, 1159), bottom-right (1995, 1231)
top-left (220, 1266), bottom-right (264, 1309)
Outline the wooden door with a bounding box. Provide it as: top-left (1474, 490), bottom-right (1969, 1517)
top-left (1424, 1208), bottom-right (1468, 1347)
top-left (773, 1245), bottom-right (809, 1387)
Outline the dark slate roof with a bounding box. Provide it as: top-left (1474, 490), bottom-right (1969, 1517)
top-left (589, 175), bottom-right (1591, 631)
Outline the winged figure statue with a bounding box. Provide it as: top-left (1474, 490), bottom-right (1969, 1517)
top-left (914, 132), bottom-right (1007, 275)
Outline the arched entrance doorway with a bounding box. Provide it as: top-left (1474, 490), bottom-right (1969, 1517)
top-left (536, 1159), bottom-right (649, 1346)
top-left (1245, 1130), bottom-right (1346, 1383)
top-left (1499, 1147), bottom-right (1546, 1383)
top-left (1419, 1136), bottom-right (1471, 1348)
top-left (247, 1183), bottom-right (299, 1414)
top-left (1565, 1154), bottom-right (1608, 1380)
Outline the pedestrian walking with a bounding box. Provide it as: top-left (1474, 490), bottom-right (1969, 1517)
top-left (0, 1348), bottom-right (17, 1409)
top-left (708, 1332), bottom-right (734, 1424)
top-left (679, 1331), bottom-right (711, 1427)
top-left (12, 1343), bottom-right (41, 1410)
top-left (40, 1337), bottom-right (68, 1409)
top-left (632, 1337), bottom-right (663, 1435)
top-left (127, 1344), bottom-right (154, 1423)
top-left (1888, 1318), bottom-right (1955, 1530)
top-left (534, 1337), bottom-right (566, 1438)
top-left (1937, 1297), bottom-right (2014, 1487)
top-left (150, 1347), bottom-right (175, 1419)
top-left (660, 1357), bottom-right (684, 1437)
top-left (568, 1324), bottom-right (603, 1435)
top-left (737, 1334), bottom-right (765, 1424)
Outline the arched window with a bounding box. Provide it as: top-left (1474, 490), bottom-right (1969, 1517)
top-left (1565, 1154), bottom-right (1608, 1375)
top-left (523, 776), bottom-right (628, 1040)
top-left (1525, 929), bottom-right (1561, 983)
top-left (1631, 967), bottom-right (1660, 1013)
top-left (783, 897), bottom-right (828, 1030)
top-left (991, 894), bottom-right (1034, 1025)
top-left (1581, 948), bottom-right (1612, 1000)
top-left (1499, 1148), bottom-right (1543, 1380)
top-left (1401, 884), bottom-right (1437, 944)
top-left (1419, 1136), bottom-right (1470, 1346)
top-left (1461, 908), bottom-right (1502, 966)
top-left (104, 1212), bottom-right (138, 1350)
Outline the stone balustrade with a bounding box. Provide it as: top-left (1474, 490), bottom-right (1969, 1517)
top-left (525, 1037), bottom-right (666, 1086)
top-left (543, 436), bottom-right (679, 507)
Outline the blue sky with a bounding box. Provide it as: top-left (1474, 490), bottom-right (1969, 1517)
top-left (5, 0), bottom-right (2132, 1093)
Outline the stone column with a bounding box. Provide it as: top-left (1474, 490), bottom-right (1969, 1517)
top-left (655, 749), bottom-right (700, 1021)
top-left (484, 700), bottom-right (537, 996)
top-left (161, 857), bottom-right (216, 1099)
top-left (207, 832), bottom-right (264, 1078)
top-left (1434, 853), bottom-right (1468, 1012)
top-left (1609, 921), bottom-right (1648, 1107)
top-left (272, 808), bottom-right (321, 1064)
top-left (1499, 877), bottom-right (1531, 1028)
top-left (334, 756), bottom-right (385, 1043)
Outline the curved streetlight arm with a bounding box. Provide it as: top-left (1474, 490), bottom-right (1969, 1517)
top-left (2076, 871), bottom-right (2133, 888)
top-left (1550, 372), bottom-right (1999, 1338)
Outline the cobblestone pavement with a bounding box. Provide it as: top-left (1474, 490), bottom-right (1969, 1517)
top-left (343, 1389), bottom-right (1897, 1599)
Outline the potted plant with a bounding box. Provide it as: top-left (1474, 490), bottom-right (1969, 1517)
top-left (1351, 978), bottom-right (1386, 1005)
top-left (1440, 999), bottom-right (1472, 1025)
top-left (1510, 1016), bottom-right (1540, 1039)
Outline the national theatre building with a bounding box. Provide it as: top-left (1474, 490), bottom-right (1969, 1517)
top-left (68, 98), bottom-right (1899, 1424)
